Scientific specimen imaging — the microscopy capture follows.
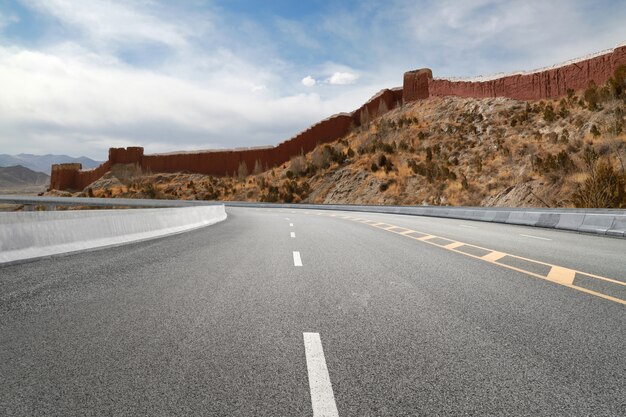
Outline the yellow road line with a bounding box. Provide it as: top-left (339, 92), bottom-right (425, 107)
top-left (445, 241), bottom-right (465, 250)
top-left (547, 266), bottom-right (576, 285)
top-left (384, 225), bottom-right (403, 230)
top-left (329, 213), bottom-right (625, 306)
top-left (482, 251), bottom-right (506, 262)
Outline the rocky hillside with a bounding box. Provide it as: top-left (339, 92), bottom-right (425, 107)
top-left (57, 76), bottom-right (626, 208)
top-left (0, 165), bottom-right (50, 193)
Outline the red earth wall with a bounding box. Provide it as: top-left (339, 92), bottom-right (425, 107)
top-left (417, 45), bottom-right (626, 101)
top-left (141, 112), bottom-right (356, 177)
top-left (403, 69), bottom-right (433, 102)
top-left (50, 44), bottom-right (626, 191)
top-left (50, 90), bottom-right (399, 191)
top-left (50, 162), bottom-right (112, 191)
top-left (51, 89), bottom-right (402, 190)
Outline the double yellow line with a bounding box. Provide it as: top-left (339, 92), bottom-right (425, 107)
top-left (329, 213), bottom-right (626, 306)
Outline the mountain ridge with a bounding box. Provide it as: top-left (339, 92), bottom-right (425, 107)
top-left (0, 154), bottom-right (101, 174)
top-left (0, 165), bottom-right (50, 191)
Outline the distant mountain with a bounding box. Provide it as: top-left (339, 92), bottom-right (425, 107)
top-left (0, 165), bottom-right (50, 190)
top-left (0, 154), bottom-right (102, 174)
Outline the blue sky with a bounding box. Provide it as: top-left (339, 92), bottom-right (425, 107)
top-left (0, 0), bottom-right (625, 159)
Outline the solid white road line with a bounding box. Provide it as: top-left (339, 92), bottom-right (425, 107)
top-left (303, 333), bottom-right (339, 417)
top-left (293, 251), bottom-right (302, 266)
top-left (291, 232), bottom-right (296, 238)
top-left (519, 234), bottom-right (552, 241)
top-left (290, 223), bottom-right (294, 227)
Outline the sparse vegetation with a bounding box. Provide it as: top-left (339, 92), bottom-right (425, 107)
top-left (573, 150), bottom-right (625, 208)
top-left (58, 69), bottom-right (626, 208)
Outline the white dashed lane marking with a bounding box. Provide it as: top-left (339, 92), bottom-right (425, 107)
top-left (520, 234), bottom-right (552, 241)
top-left (303, 333), bottom-right (339, 417)
top-left (293, 251), bottom-right (302, 266)
top-left (291, 232), bottom-right (296, 238)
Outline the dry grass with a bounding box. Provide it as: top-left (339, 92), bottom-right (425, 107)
top-left (58, 93), bottom-right (626, 208)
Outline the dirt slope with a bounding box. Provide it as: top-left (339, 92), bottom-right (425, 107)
top-left (58, 87), bottom-right (626, 208)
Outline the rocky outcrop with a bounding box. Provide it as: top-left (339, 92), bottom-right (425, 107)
top-left (481, 181), bottom-right (552, 208)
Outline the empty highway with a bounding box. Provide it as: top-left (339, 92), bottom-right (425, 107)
top-left (1, 207), bottom-right (625, 416)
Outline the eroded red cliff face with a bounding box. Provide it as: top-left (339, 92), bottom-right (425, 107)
top-left (50, 44), bottom-right (626, 191)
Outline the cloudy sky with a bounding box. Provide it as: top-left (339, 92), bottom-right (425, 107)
top-left (1, 0), bottom-right (625, 159)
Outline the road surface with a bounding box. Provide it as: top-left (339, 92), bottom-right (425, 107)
top-left (1, 207), bottom-right (625, 416)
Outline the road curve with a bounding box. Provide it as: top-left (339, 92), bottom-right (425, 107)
top-left (1, 207), bottom-right (625, 416)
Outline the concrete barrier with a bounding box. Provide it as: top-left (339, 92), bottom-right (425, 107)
top-left (577, 213), bottom-right (617, 235)
top-left (224, 202), bottom-right (626, 237)
top-left (0, 205), bottom-right (227, 265)
top-left (607, 216), bottom-right (626, 237)
top-left (1, 195), bottom-right (624, 238)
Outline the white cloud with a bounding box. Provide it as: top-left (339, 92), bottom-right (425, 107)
top-left (301, 76), bottom-right (317, 87)
top-left (327, 71), bottom-right (359, 85)
top-left (0, 45), bottom-right (364, 159)
top-left (402, 0), bottom-right (626, 77)
top-left (5, 0), bottom-right (626, 161)
top-left (20, 0), bottom-right (196, 49)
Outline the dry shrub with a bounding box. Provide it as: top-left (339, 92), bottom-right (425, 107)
top-left (290, 155), bottom-right (306, 176)
top-left (312, 147), bottom-right (331, 169)
top-left (573, 158), bottom-right (625, 208)
top-left (237, 161), bottom-right (248, 180)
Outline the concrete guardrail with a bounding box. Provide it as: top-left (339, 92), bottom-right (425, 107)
top-left (1, 195), bottom-right (624, 239)
top-left (0, 205), bottom-right (227, 265)
top-left (223, 202), bottom-right (626, 237)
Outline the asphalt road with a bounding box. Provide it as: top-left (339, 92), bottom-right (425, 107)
top-left (1, 207), bottom-right (625, 416)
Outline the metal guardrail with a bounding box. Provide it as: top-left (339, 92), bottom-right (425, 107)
top-left (1, 195), bottom-right (625, 237)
